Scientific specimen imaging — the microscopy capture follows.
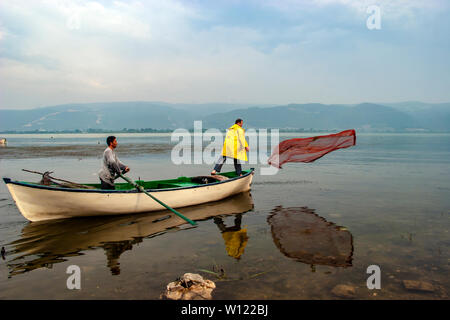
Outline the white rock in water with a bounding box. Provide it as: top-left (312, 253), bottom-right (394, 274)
top-left (183, 273), bottom-right (205, 284)
top-left (162, 273), bottom-right (216, 300)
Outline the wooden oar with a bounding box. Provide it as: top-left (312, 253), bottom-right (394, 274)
top-left (119, 173), bottom-right (197, 226)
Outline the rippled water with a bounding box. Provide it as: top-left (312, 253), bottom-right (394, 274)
top-left (0, 133), bottom-right (449, 299)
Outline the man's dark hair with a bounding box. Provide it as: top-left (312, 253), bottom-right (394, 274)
top-left (235, 118), bottom-right (243, 124)
top-left (106, 136), bottom-right (116, 146)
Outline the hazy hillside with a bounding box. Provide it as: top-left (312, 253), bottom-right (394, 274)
top-left (170, 102), bottom-right (274, 117)
top-left (0, 101), bottom-right (449, 132)
top-left (0, 102), bottom-right (195, 131)
top-left (384, 102), bottom-right (450, 131)
top-left (202, 103), bottom-right (419, 131)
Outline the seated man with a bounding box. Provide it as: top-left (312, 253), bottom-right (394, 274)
top-left (98, 136), bottom-right (130, 190)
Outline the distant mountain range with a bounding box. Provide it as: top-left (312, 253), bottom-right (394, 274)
top-left (0, 101), bottom-right (449, 132)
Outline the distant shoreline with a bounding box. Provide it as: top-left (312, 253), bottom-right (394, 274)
top-left (1, 129), bottom-right (448, 135)
top-left (1, 128), bottom-right (332, 134)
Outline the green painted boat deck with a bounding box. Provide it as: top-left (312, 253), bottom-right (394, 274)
top-left (18, 170), bottom-right (251, 190)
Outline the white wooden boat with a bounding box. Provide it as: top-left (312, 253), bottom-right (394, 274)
top-left (3, 169), bottom-right (254, 222)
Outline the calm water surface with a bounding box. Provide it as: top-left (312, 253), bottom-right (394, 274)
top-left (0, 133), bottom-right (449, 299)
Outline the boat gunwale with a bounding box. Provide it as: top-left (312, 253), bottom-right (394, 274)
top-left (2, 168), bottom-right (255, 194)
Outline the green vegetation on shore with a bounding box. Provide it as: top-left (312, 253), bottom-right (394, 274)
top-left (0, 128), bottom-right (173, 134)
top-left (0, 127), bottom-right (336, 134)
top-left (1, 127), bottom-right (445, 134)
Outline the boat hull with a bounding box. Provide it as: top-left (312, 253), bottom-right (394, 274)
top-left (4, 170), bottom-right (254, 221)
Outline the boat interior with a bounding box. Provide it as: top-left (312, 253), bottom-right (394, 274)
top-left (18, 170), bottom-right (252, 190)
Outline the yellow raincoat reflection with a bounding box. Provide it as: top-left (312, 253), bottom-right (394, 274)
top-left (214, 214), bottom-right (249, 260)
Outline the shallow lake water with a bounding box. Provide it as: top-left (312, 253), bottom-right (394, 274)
top-left (0, 133), bottom-right (449, 299)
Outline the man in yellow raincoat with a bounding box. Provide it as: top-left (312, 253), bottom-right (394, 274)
top-left (211, 118), bottom-right (249, 176)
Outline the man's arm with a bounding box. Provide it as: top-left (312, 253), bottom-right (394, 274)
top-left (117, 157), bottom-right (130, 173)
top-left (106, 150), bottom-right (125, 175)
top-left (238, 128), bottom-right (249, 151)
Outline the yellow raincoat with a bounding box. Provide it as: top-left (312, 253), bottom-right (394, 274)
top-left (222, 124), bottom-right (248, 161)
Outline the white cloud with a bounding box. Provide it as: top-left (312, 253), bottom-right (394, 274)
top-left (263, 0), bottom-right (446, 22)
top-left (268, 0), bottom-right (444, 11)
top-left (0, 0), bottom-right (449, 108)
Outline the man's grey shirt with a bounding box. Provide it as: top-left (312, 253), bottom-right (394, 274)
top-left (98, 147), bottom-right (126, 185)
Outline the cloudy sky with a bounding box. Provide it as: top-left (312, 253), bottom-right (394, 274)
top-left (0, 0), bottom-right (449, 109)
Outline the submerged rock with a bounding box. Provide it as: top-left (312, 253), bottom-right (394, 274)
top-left (402, 280), bottom-right (435, 292)
top-left (331, 284), bottom-right (356, 299)
top-left (162, 273), bottom-right (216, 300)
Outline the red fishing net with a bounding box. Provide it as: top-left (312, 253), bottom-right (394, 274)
top-left (268, 129), bottom-right (356, 168)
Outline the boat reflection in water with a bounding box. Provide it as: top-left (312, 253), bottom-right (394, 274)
top-left (267, 206), bottom-right (353, 268)
top-left (7, 191), bottom-right (254, 277)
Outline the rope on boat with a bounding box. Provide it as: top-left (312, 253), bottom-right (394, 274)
top-left (22, 169), bottom-right (95, 189)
